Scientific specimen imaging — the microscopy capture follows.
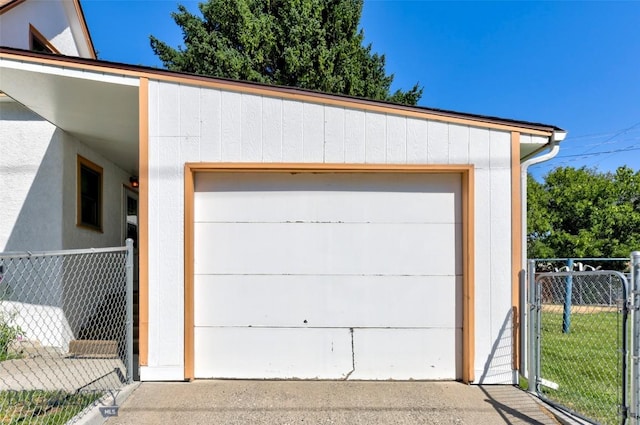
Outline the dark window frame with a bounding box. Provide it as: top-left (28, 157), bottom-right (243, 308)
top-left (77, 155), bottom-right (103, 232)
top-left (28, 24), bottom-right (60, 54)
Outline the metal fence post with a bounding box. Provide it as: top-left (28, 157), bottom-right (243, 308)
top-left (631, 251), bottom-right (640, 425)
top-left (126, 238), bottom-right (134, 383)
top-left (0, 245), bottom-right (131, 423)
top-left (528, 259), bottom-right (537, 393)
top-left (563, 258), bottom-right (573, 333)
top-left (520, 267), bottom-right (527, 379)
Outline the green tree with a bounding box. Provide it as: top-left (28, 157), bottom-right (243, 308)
top-left (150, 0), bottom-right (423, 105)
top-left (527, 166), bottom-right (640, 258)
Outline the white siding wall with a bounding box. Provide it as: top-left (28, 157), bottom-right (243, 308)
top-left (0, 0), bottom-right (80, 56)
top-left (144, 81), bottom-right (518, 383)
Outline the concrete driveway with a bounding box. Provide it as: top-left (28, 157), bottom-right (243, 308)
top-left (105, 380), bottom-right (574, 425)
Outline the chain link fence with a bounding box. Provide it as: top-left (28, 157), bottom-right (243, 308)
top-left (533, 259), bottom-right (631, 308)
top-left (0, 241), bottom-right (133, 424)
top-left (533, 270), bottom-right (629, 425)
top-left (524, 257), bottom-right (640, 425)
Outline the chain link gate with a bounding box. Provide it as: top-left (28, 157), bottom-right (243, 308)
top-left (529, 266), bottom-right (630, 425)
top-left (631, 252), bottom-right (640, 425)
top-left (0, 240), bottom-right (134, 424)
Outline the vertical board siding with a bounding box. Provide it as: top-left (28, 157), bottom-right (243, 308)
top-left (146, 128), bottom-right (161, 367)
top-left (490, 130), bottom-right (511, 169)
top-left (262, 97), bottom-right (283, 161)
top-left (200, 88), bottom-right (222, 161)
top-left (148, 80), bottom-right (159, 138)
top-left (364, 112), bottom-right (386, 163)
top-left (472, 168), bottom-right (492, 376)
top-left (487, 166), bottom-right (513, 383)
top-left (427, 121), bottom-right (449, 163)
top-left (302, 103), bottom-right (324, 162)
top-left (488, 127), bottom-right (513, 369)
top-left (469, 126), bottom-right (491, 169)
top-left (240, 94), bottom-right (262, 161)
top-left (220, 91), bottom-right (242, 161)
top-left (282, 100), bottom-right (304, 162)
top-left (344, 109), bottom-right (366, 163)
top-left (146, 79), bottom-right (162, 368)
top-left (139, 78), bottom-right (150, 367)
top-left (157, 135), bottom-right (185, 367)
top-left (145, 81), bottom-right (521, 383)
top-left (406, 118), bottom-right (428, 163)
top-left (449, 124), bottom-right (470, 164)
top-left (157, 83), bottom-right (180, 137)
top-left (324, 106), bottom-right (345, 163)
top-left (179, 85), bottom-right (200, 139)
top-left (181, 136), bottom-right (201, 164)
top-left (386, 115), bottom-right (407, 163)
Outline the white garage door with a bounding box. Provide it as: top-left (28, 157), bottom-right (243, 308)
top-left (194, 172), bottom-right (462, 380)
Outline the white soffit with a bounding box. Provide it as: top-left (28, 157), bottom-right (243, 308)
top-left (520, 134), bottom-right (552, 161)
top-left (0, 57), bottom-right (140, 174)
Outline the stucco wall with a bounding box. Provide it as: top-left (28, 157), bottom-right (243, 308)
top-left (143, 80), bottom-right (527, 383)
top-left (0, 100), bottom-right (132, 251)
top-left (0, 0), bottom-right (80, 56)
top-left (57, 125), bottom-right (132, 351)
top-left (1, 99), bottom-right (131, 352)
top-left (61, 135), bottom-right (131, 250)
top-left (0, 101), bottom-right (64, 251)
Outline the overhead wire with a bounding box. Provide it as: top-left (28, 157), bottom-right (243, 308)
top-left (531, 121), bottom-right (640, 171)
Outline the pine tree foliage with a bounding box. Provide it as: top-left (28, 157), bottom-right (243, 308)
top-left (150, 0), bottom-right (423, 105)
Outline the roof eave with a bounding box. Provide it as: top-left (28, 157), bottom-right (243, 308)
top-left (0, 46), bottom-right (564, 138)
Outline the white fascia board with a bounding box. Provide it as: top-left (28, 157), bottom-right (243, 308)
top-left (61, 0), bottom-right (93, 59)
top-left (0, 57), bottom-right (139, 87)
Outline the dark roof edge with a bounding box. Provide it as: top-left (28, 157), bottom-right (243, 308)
top-left (0, 0), bottom-right (26, 14)
top-left (0, 46), bottom-right (564, 134)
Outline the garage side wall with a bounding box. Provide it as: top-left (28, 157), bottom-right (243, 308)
top-left (144, 81), bottom-right (514, 383)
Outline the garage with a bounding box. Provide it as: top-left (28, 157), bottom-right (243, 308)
top-left (192, 169), bottom-right (465, 380)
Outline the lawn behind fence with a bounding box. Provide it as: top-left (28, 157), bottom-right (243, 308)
top-left (539, 309), bottom-right (623, 425)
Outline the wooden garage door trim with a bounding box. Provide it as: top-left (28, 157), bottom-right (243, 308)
top-left (184, 163), bottom-right (475, 383)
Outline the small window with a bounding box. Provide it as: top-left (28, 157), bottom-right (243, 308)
top-left (77, 156), bottom-right (103, 231)
top-left (31, 36), bottom-right (51, 53)
top-left (29, 24), bottom-right (59, 54)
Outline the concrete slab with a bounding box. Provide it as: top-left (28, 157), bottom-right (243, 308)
top-left (73, 382), bottom-right (141, 425)
top-left (105, 381), bottom-right (569, 425)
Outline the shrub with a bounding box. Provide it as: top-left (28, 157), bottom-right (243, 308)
top-left (0, 310), bottom-right (23, 361)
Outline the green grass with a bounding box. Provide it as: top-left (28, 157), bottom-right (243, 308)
top-left (0, 353), bottom-right (22, 362)
top-left (0, 390), bottom-right (102, 424)
top-left (539, 309), bottom-right (623, 425)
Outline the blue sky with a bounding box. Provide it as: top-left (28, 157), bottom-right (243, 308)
top-left (81, 0), bottom-right (640, 179)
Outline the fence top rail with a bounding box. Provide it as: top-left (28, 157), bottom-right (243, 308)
top-left (536, 270), bottom-right (629, 279)
top-left (535, 270), bottom-right (629, 297)
top-left (531, 258), bottom-right (628, 262)
top-left (0, 245), bottom-right (127, 259)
